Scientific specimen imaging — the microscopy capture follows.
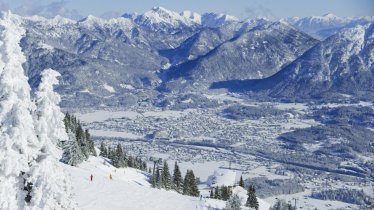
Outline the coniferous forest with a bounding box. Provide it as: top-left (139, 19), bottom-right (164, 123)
top-left (60, 113), bottom-right (97, 166)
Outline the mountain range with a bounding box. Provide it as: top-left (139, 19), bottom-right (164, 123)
top-left (211, 23), bottom-right (374, 101)
top-left (14, 7), bottom-right (373, 107)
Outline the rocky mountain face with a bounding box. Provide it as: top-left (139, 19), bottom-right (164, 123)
top-left (161, 21), bottom-right (319, 92)
top-left (212, 23), bottom-right (374, 101)
top-left (13, 8), bottom-right (374, 107)
top-left (268, 23), bottom-right (374, 99)
top-left (159, 18), bottom-right (269, 65)
top-left (20, 15), bottom-right (167, 107)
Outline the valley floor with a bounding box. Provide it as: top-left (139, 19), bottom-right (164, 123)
top-left (70, 95), bottom-right (374, 209)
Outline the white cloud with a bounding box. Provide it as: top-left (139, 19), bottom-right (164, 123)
top-left (0, 0), bottom-right (83, 20)
top-left (241, 3), bottom-right (276, 20)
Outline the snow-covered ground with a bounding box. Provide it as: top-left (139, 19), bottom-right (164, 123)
top-left (265, 191), bottom-right (359, 210)
top-left (62, 156), bottom-right (270, 210)
top-left (90, 129), bottom-right (143, 139)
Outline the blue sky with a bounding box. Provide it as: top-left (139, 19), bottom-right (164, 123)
top-left (1, 0), bottom-right (373, 20)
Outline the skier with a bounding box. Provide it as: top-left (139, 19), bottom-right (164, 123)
top-left (109, 173), bottom-right (112, 180)
top-left (90, 174), bottom-right (93, 181)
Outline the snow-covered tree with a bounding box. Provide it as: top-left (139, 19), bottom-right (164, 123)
top-left (214, 186), bottom-right (221, 199)
top-left (60, 131), bottom-right (86, 166)
top-left (220, 185), bottom-right (232, 201)
top-left (27, 68), bottom-right (76, 209)
top-left (0, 11), bottom-right (41, 209)
top-left (224, 194), bottom-right (242, 210)
top-left (172, 161), bottom-right (183, 193)
top-left (212, 185), bottom-right (232, 201)
top-left (162, 160), bottom-right (172, 190)
top-left (33, 69), bottom-right (68, 156)
top-left (269, 199), bottom-right (294, 210)
top-left (112, 144), bottom-right (126, 168)
top-left (76, 125), bottom-right (89, 158)
top-left (61, 113), bottom-right (94, 166)
top-left (246, 184), bottom-right (259, 210)
top-left (26, 156), bottom-right (76, 210)
top-left (183, 170), bottom-right (200, 197)
top-left (99, 142), bottom-right (108, 157)
top-left (85, 129), bottom-right (96, 156)
top-left (0, 13), bottom-right (76, 210)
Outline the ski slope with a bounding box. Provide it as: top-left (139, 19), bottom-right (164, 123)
top-left (62, 156), bottom-right (271, 210)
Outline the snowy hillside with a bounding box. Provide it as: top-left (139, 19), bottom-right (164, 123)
top-left (62, 156), bottom-right (270, 210)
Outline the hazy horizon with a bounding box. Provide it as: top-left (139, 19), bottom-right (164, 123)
top-left (0, 0), bottom-right (373, 20)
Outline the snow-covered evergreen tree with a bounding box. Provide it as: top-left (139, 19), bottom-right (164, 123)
top-left (246, 184), bottom-right (259, 210)
top-left (0, 12), bottom-right (41, 209)
top-left (183, 170), bottom-right (200, 197)
top-left (214, 186), bottom-right (221, 199)
top-left (0, 12), bottom-right (76, 210)
top-left (61, 118), bottom-right (86, 166)
top-left (85, 129), bottom-right (96, 156)
top-left (28, 68), bottom-right (76, 209)
top-left (220, 185), bottom-right (232, 201)
top-left (162, 160), bottom-right (172, 190)
top-left (224, 194), bottom-right (242, 210)
top-left (172, 161), bottom-right (183, 193)
top-left (33, 69), bottom-right (68, 156)
top-left (60, 131), bottom-right (86, 166)
top-left (269, 199), bottom-right (294, 210)
top-left (113, 144), bottom-right (126, 168)
top-left (99, 142), bottom-right (108, 157)
top-left (61, 113), bottom-right (94, 166)
top-left (76, 125), bottom-right (89, 158)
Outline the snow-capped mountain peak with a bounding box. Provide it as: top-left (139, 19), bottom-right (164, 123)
top-left (316, 13), bottom-right (341, 21)
top-left (130, 6), bottom-right (199, 31)
top-left (79, 15), bottom-right (106, 26)
top-left (48, 15), bottom-right (76, 25)
top-left (201, 12), bottom-right (239, 28)
top-left (143, 6), bottom-right (191, 24)
top-left (121, 7), bottom-right (241, 30)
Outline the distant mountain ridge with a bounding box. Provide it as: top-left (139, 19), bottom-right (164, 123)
top-left (161, 21), bottom-right (319, 92)
top-left (286, 13), bottom-right (374, 40)
top-left (122, 6), bottom-right (240, 32)
top-left (211, 23), bottom-right (374, 101)
top-left (9, 7), bottom-right (373, 107)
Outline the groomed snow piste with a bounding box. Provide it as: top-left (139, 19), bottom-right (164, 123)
top-left (62, 156), bottom-right (270, 210)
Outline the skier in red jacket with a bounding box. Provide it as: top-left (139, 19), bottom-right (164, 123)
top-left (90, 174), bottom-right (93, 181)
